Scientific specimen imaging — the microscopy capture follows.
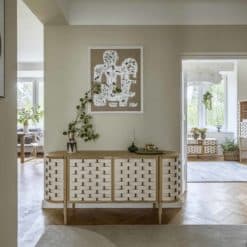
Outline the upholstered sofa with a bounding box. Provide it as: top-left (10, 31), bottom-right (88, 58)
top-left (17, 128), bottom-right (44, 154)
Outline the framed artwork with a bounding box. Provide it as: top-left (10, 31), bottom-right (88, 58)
top-left (0, 0), bottom-right (4, 98)
top-left (89, 46), bottom-right (143, 113)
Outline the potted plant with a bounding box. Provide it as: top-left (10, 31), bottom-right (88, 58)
top-left (221, 139), bottom-right (239, 161)
top-left (62, 84), bottom-right (103, 152)
top-left (216, 124), bottom-right (222, 132)
top-left (203, 91), bottom-right (213, 110)
top-left (18, 106), bottom-right (43, 133)
top-left (191, 127), bottom-right (200, 140)
top-left (199, 128), bottom-right (207, 140)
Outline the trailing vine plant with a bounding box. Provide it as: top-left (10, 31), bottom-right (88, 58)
top-left (62, 84), bottom-right (101, 142)
top-left (203, 91), bottom-right (213, 110)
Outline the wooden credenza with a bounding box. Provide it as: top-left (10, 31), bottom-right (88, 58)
top-left (187, 138), bottom-right (217, 157)
top-left (44, 151), bottom-right (182, 224)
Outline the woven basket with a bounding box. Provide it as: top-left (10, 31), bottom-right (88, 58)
top-left (223, 151), bottom-right (239, 161)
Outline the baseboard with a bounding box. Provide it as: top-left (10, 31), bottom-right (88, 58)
top-left (188, 155), bottom-right (224, 161)
top-left (162, 201), bottom-right (183, 208)
top-left (42, 200), bottom-right (182, 209)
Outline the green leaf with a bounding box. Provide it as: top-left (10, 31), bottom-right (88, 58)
top-left (62, 84), bottom-right (100, 141)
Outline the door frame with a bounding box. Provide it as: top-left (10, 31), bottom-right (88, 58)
top-left (180, 52), bottom-right (247, 191)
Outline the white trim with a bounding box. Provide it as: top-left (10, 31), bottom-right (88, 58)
top-left (224, 74), bottom-right (228, 131)
top-left (180, 52), bottom-right (247, 187)
top-left (180, 60), bottom-right (188, 193)
top-left (17, 77), bottom-right (43, 82)
top-left (53, 26), bottom-right (247, 32)
top-left (18, 62), bottom-right (44, 71)
top-left (88, 46), bottom-right (144, 114)
top-left (181, 52), bottom-right (247, 60)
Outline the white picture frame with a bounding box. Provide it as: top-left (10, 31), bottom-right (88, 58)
top-left (89, 46), bottom-right (143, 113)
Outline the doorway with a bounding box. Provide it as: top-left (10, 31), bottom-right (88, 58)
top-left (17, 0), bottom-right (45, 246)
top-left (181, 58), bottom-right (247, 183)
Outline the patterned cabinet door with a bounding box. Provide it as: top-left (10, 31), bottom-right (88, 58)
top-left (44, 158), bottom-right (64, 202)
top-left (69, 159), bottom-right (112, 202)
top-left (240, 122), bottom-right (247, 137)
top-left (114, 158), bottom-right (157, 202)
top-left (203, 139), bottom-right (217, 154)
top-left (203, 145), bottom-right (217, 154)
top-left (203, 139), bottom-right (217, 145)
top-left (187, 145), bottom-right (202, 155)
top-left (162, 158), bottom-right (182, 202)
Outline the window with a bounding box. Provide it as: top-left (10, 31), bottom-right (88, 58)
top-left (187, 85), bottom-right (200, 127)
top-left (187, 78), bottom-right (226, 131)
top-left (17, 79), bottom-right (44, 129)
top-left (206, 80), bottom-right (225, 128)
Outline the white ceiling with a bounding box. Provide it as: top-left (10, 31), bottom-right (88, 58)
top-left (65, 0), bottom-right (247, 25)
top-left (18, 0), bottom-right (43, 63)
top-left (22, 0), bottom-right (247, 26)
top-left (18, 0), bottom-right (247, 62)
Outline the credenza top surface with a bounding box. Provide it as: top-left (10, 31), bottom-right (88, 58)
top-left (46, 150), bottom-right (179, 159)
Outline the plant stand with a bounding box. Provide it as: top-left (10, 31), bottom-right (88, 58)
top-left (223, 151), bottom-right (239, 161)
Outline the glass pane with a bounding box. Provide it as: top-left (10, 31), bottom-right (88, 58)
top-left (187, 85), bottom-right (199, 128)
top-left (206, 81), bottom-right (225, 127)
top-left (17, 82), bottom-right (33, 110)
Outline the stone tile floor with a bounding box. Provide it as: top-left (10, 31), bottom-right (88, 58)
top-left (188, 161), bottom-right (247, 182)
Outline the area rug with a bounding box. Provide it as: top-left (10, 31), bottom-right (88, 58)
top-left (187, 161), bottom-right (247, 182)
top-left (36, 225), bottom-right (247, 247)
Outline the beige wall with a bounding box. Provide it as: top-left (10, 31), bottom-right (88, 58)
top-left (238, 60), bottom-right (247, 101)
top-left (0, 0), bottom-right (17, 246)
top-left (45, 26), bottom-right (247, 152)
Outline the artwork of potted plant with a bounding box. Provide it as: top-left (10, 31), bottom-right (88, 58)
top-left (191, 128), bottom-right (200, 140)
top-left (221, 139), bottom-right (239, 161)
top-left (62, 84), bottom-right (102, 153)
top-left (18, 106), bottom-right (43, 133)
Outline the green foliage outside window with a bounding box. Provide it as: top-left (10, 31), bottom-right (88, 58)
top-left (206, 82), bottom-right (225, 127)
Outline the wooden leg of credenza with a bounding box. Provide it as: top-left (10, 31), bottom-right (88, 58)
top-left (64, 200), bottom-right (67, 225)
top-left (158, 203), bottom-right (162, 224)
